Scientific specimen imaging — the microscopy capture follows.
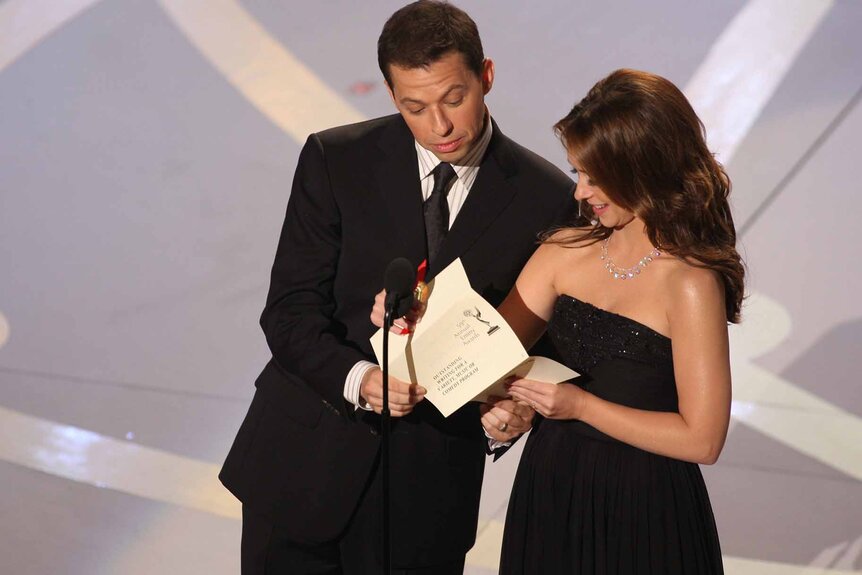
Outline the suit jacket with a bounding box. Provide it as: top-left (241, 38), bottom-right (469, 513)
top-left (220, 113), bottom-right (574, 567)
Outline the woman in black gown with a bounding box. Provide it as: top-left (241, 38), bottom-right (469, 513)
top-left (494, 69), bottom-right (745, 574)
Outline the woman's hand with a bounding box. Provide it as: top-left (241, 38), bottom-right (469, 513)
top-left (370, 289), bottom-right (424, 334)
top-left (506, 378), bottom-right (587, 420)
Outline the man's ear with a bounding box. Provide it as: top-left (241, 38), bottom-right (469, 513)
top-left (481, 59), bottom-right (495, 95)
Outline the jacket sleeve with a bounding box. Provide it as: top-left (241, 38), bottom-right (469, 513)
top-left (259, 133), bottom-right (367, 414)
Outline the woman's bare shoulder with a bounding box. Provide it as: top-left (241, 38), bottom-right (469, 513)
top-left (540, 226), bottom-right (601, 255)
top-left (664, 258), bottom-right (725, 315)
top-left (543, 225), bottom-right (594, 243)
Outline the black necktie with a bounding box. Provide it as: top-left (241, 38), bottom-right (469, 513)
top-left (423, 162), bottom-right (457, 269)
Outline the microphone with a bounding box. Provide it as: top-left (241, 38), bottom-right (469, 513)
top-left (383, 257), bottom-right (416, 321)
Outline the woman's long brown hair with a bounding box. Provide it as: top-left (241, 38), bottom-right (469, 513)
top-left (548, 69), bottom-right (745, 322)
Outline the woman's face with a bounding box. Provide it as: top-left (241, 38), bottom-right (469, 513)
top-left (568, 150), bottom-right (635, 229)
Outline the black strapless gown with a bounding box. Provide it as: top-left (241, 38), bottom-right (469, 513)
top-left (500, 295), bottom-right (723, 574)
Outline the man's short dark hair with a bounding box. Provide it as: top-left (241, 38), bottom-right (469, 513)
top-left (378, 1), bottom-right (485, 87)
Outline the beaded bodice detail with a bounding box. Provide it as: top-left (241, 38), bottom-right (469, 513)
top-left (548, 295), bottom-right (673, 376)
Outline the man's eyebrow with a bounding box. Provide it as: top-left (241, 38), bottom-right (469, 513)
top-left (400, 97), bottom-right (426, 106)
top-left (399, 85), bottom-right (467, 106)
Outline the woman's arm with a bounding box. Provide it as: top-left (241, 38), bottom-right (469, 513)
top-left (498, 242), bottom-right (561, 348)
top-left (508, 265), bottom-right (732, 465)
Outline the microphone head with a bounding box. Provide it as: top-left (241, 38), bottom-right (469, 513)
top-left (384, 257), bottom-right (416, 299)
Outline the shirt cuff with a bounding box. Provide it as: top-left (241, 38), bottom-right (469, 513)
top-left (484, 427), bottom-right (512, 451)
top-left (344, 360), bottom-right (378, 411)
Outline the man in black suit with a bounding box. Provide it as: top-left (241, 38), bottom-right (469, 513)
top-left (219, 1), bottom-right (575, 573)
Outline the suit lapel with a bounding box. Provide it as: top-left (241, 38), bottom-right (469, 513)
top-left (373, 116), bottom-right (428, 268)
top-left (432, 123), bottom-right (519, 278)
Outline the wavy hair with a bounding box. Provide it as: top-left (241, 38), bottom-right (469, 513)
top-left (549, 69), bottom-right (745, 322)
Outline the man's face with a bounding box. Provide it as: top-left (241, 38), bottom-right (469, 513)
top-left (386, 52), bottom-right (494, 164)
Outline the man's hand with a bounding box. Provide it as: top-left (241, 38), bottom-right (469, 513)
top-left (480, 396), bottom-right (535, 442)
top-left (370, 289), bottom-right (425, 334)
top-left (360, 367), bottom-right (426, 416)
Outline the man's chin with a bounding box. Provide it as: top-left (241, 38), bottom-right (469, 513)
top-left (428, 136), bottom-right (471, 161)
top-left (432, 146), bottom-right (471, 164)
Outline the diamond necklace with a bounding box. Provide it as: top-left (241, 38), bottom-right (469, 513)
top-left (600, 237), bottom-right (661, 280)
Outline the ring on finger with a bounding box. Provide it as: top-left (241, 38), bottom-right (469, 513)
top-left (498, 422), bottom-right (508, 432)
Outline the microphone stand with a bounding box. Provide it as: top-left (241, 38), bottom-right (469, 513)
top-left (379, 256), bottom-right (415, 575)
top-left (381, 305), bottom-right (394, 575)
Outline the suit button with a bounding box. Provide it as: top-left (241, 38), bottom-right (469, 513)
top-left (370, 428), bottom-right (379, 436)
